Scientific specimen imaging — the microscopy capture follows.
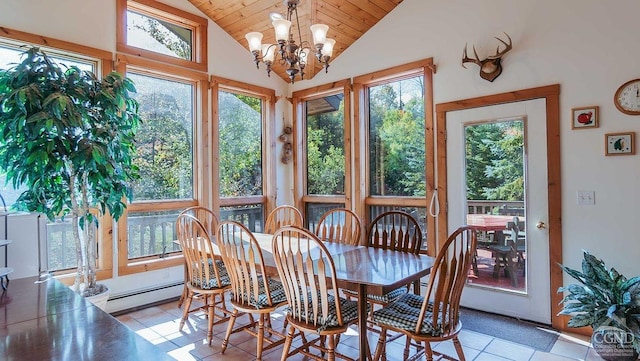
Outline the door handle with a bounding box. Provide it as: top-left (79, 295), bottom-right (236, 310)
top-left (536, 221), bottom-right (546, 229)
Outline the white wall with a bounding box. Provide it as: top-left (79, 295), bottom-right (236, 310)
top-left (2, 0), bottom-right (639, 310)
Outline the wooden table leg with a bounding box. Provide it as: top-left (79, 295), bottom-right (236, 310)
top-left (358, 283), bottom-right (371, 361)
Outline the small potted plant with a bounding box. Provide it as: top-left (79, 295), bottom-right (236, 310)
top-left (0, 47), bottom-right (140, 307)
top-left (558, 251), bottom-right (640, 360)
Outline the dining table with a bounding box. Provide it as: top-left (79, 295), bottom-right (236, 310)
top-left (234, 232), bottom-right (436, 361)
top-left (466, 214), bottom-right (525, 245)
top-left (466, 214), bottom-right (521, 233)
top-left (0, 276), bottom-right (175, 361)
top-left (177, 231), bottom-right (435, 360)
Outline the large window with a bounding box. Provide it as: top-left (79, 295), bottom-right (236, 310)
top-left (353, 60), bottom-right (435, 251)
top-left (368, 77), bottom-right (425, 197)
top-left (116, 0), bottom-right (208, 275)
top-left (0, 31), bottom-right (114, 280)
top-left (128, 72), bottom-right (194, 202)
top-left (293, 80), bottom-right (352, 230)
top-left (307, 93), bottom-right (345, 196)
top-left (214, 77), bottom-right (275, 232)
top-left (218, 90), bottom-right (263, 199)
top-left (0, 42), bottom-right (99, 211)
top-left (116, 61), bottom-right (205, 275)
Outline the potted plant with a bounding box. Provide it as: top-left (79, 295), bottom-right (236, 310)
top-left (0, 47), bottom-right (140, 306)
top-left (558, 251), bottom-right (640, 360)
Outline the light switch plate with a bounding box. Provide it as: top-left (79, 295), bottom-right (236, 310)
top-left (577, 190), bottom-right (595, 205)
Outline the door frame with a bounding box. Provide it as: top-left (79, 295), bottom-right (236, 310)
top-left (435, 84), bottom-right (563, 330)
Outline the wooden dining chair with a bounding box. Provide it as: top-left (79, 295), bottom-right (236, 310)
top-left (177, 206), bottom-right (220, 308)
top-left (180, 206), bottom-right (220, 234)
top-left (176, 213), bottom-right (232, 345)
top-left (264, 205), bottom-right (303, 234)
top-left (216, 220), bottom-right (288, 360)
top-left (508, 217), bottom-right (526, 276)
top-left (314, 208), bottom-right (362, 245)
top-left (272, 226), bottom-right (360, 361)
top-left (371, 226), bottom-right (477, 361)
top-left (367, 210), bottom-right (423, 254)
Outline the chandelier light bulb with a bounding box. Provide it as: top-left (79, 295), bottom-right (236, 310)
top-left (269, 12), bottom-right (284, 22)
top-left (245, 32), bottom-right (263, 53)
top-left (272, 19), bottom-right (292, 42)
top-left (321, 38), bottom-right (335, 58)
top-left (310, 24), bottom-right (329, 46)
top-left (262, 44), bottom-right (276, 63)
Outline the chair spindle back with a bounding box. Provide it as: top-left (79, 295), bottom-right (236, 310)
top-left (417, 225), bottom-right (477, 335)
top-left (272, 226), bottom-right (345, 329)
top-left (217, 220), bottom-right (275, 307)
top-left (176, 213), bottom-right (225, 289)
top-left (367, 210), bottom-right (423, 254)
top-left (315, 208), bottom-right (362, 245)
top-left (265, 205), bottom-right (303, 234)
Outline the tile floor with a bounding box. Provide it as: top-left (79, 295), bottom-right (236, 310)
top-left (115, 299), bottom-right (608, 361)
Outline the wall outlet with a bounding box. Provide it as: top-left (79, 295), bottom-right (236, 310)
top-left (577, 190), bottom-right (595, 205)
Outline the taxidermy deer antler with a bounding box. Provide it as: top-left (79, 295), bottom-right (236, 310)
top-left (462, 32), bottom-right (512, 82)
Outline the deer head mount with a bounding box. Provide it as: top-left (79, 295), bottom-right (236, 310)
top-left (462, 33), bottom-right (512, 82)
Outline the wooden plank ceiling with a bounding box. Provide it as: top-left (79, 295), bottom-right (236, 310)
top-left (188, 0), bottom-right (404, 83)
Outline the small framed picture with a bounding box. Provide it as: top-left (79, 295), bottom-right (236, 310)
top-left (605, 132), bottom-right (635, 156)
top-left (571, 106), bottom-right (599, 129)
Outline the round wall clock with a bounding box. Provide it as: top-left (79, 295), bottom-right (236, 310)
top-left (614, 79), bottom-right (640, 115)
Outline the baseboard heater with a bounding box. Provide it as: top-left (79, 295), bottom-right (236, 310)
top-left (109, 281), bottom-right (182, 301)
top-left (109, 281), bottom-right (182, 316)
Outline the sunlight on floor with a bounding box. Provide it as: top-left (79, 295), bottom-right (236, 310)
top-left (116, 299), bottom-right (606, 361)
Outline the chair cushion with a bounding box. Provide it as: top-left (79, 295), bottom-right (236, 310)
top-left (289, 293), bottom-right (362, 332)
top-left (372, 293), bottom-right (448, 336)
top-left (367, 286), bottom-right (408, 303)
top-left (233, 276), bottom-right (287, 309)
top-left (343, 286), bottom-right (408, 304)
top-left (191, 259), bottom-right (231, 289)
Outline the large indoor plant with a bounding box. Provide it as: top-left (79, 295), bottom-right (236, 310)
top-left (558, 251), bottom-right (640, 360)
top-left (0, 47), bottom-right (140, 300)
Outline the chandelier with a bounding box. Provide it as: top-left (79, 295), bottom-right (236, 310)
top-left (245, 0), bottom-right (335, 83)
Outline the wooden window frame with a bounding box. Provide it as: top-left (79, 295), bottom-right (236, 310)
top-left (116, 0), bottom-right (208, 72)
top-left (115, 55), bottom-right (208, 276)
top-left (352, 59), bottom-right (436, 252)
top-left (210, 76), bottom-right (276, 220)
top-left (292, 80), bottom-right (353, 218)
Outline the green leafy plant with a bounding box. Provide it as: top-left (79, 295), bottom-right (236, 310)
top-left (558, 251), bottom-right (640, 353)
top-left (0, 47), bottom-right (140, 297)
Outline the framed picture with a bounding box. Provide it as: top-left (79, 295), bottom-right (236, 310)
top-left (605, 132), bottom-right (635, 156)
top-left (571, 106), bottom-right (599, 129)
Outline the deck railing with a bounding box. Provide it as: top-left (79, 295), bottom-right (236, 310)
top-left (127, 213), bottom-right (179, 259)
top-left (220, 205), bottom-right (264, 232)
top-left (467, 200), bottom-right (524, 216)
top-left (47, 201), bottom-right (521, 270)
top-left (46, 218), bottom-right (79, 271)
top-left (46, 205), bottom-right (265, 271)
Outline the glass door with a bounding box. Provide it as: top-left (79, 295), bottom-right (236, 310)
top-left (447, 99), bottom-right (551, 323)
